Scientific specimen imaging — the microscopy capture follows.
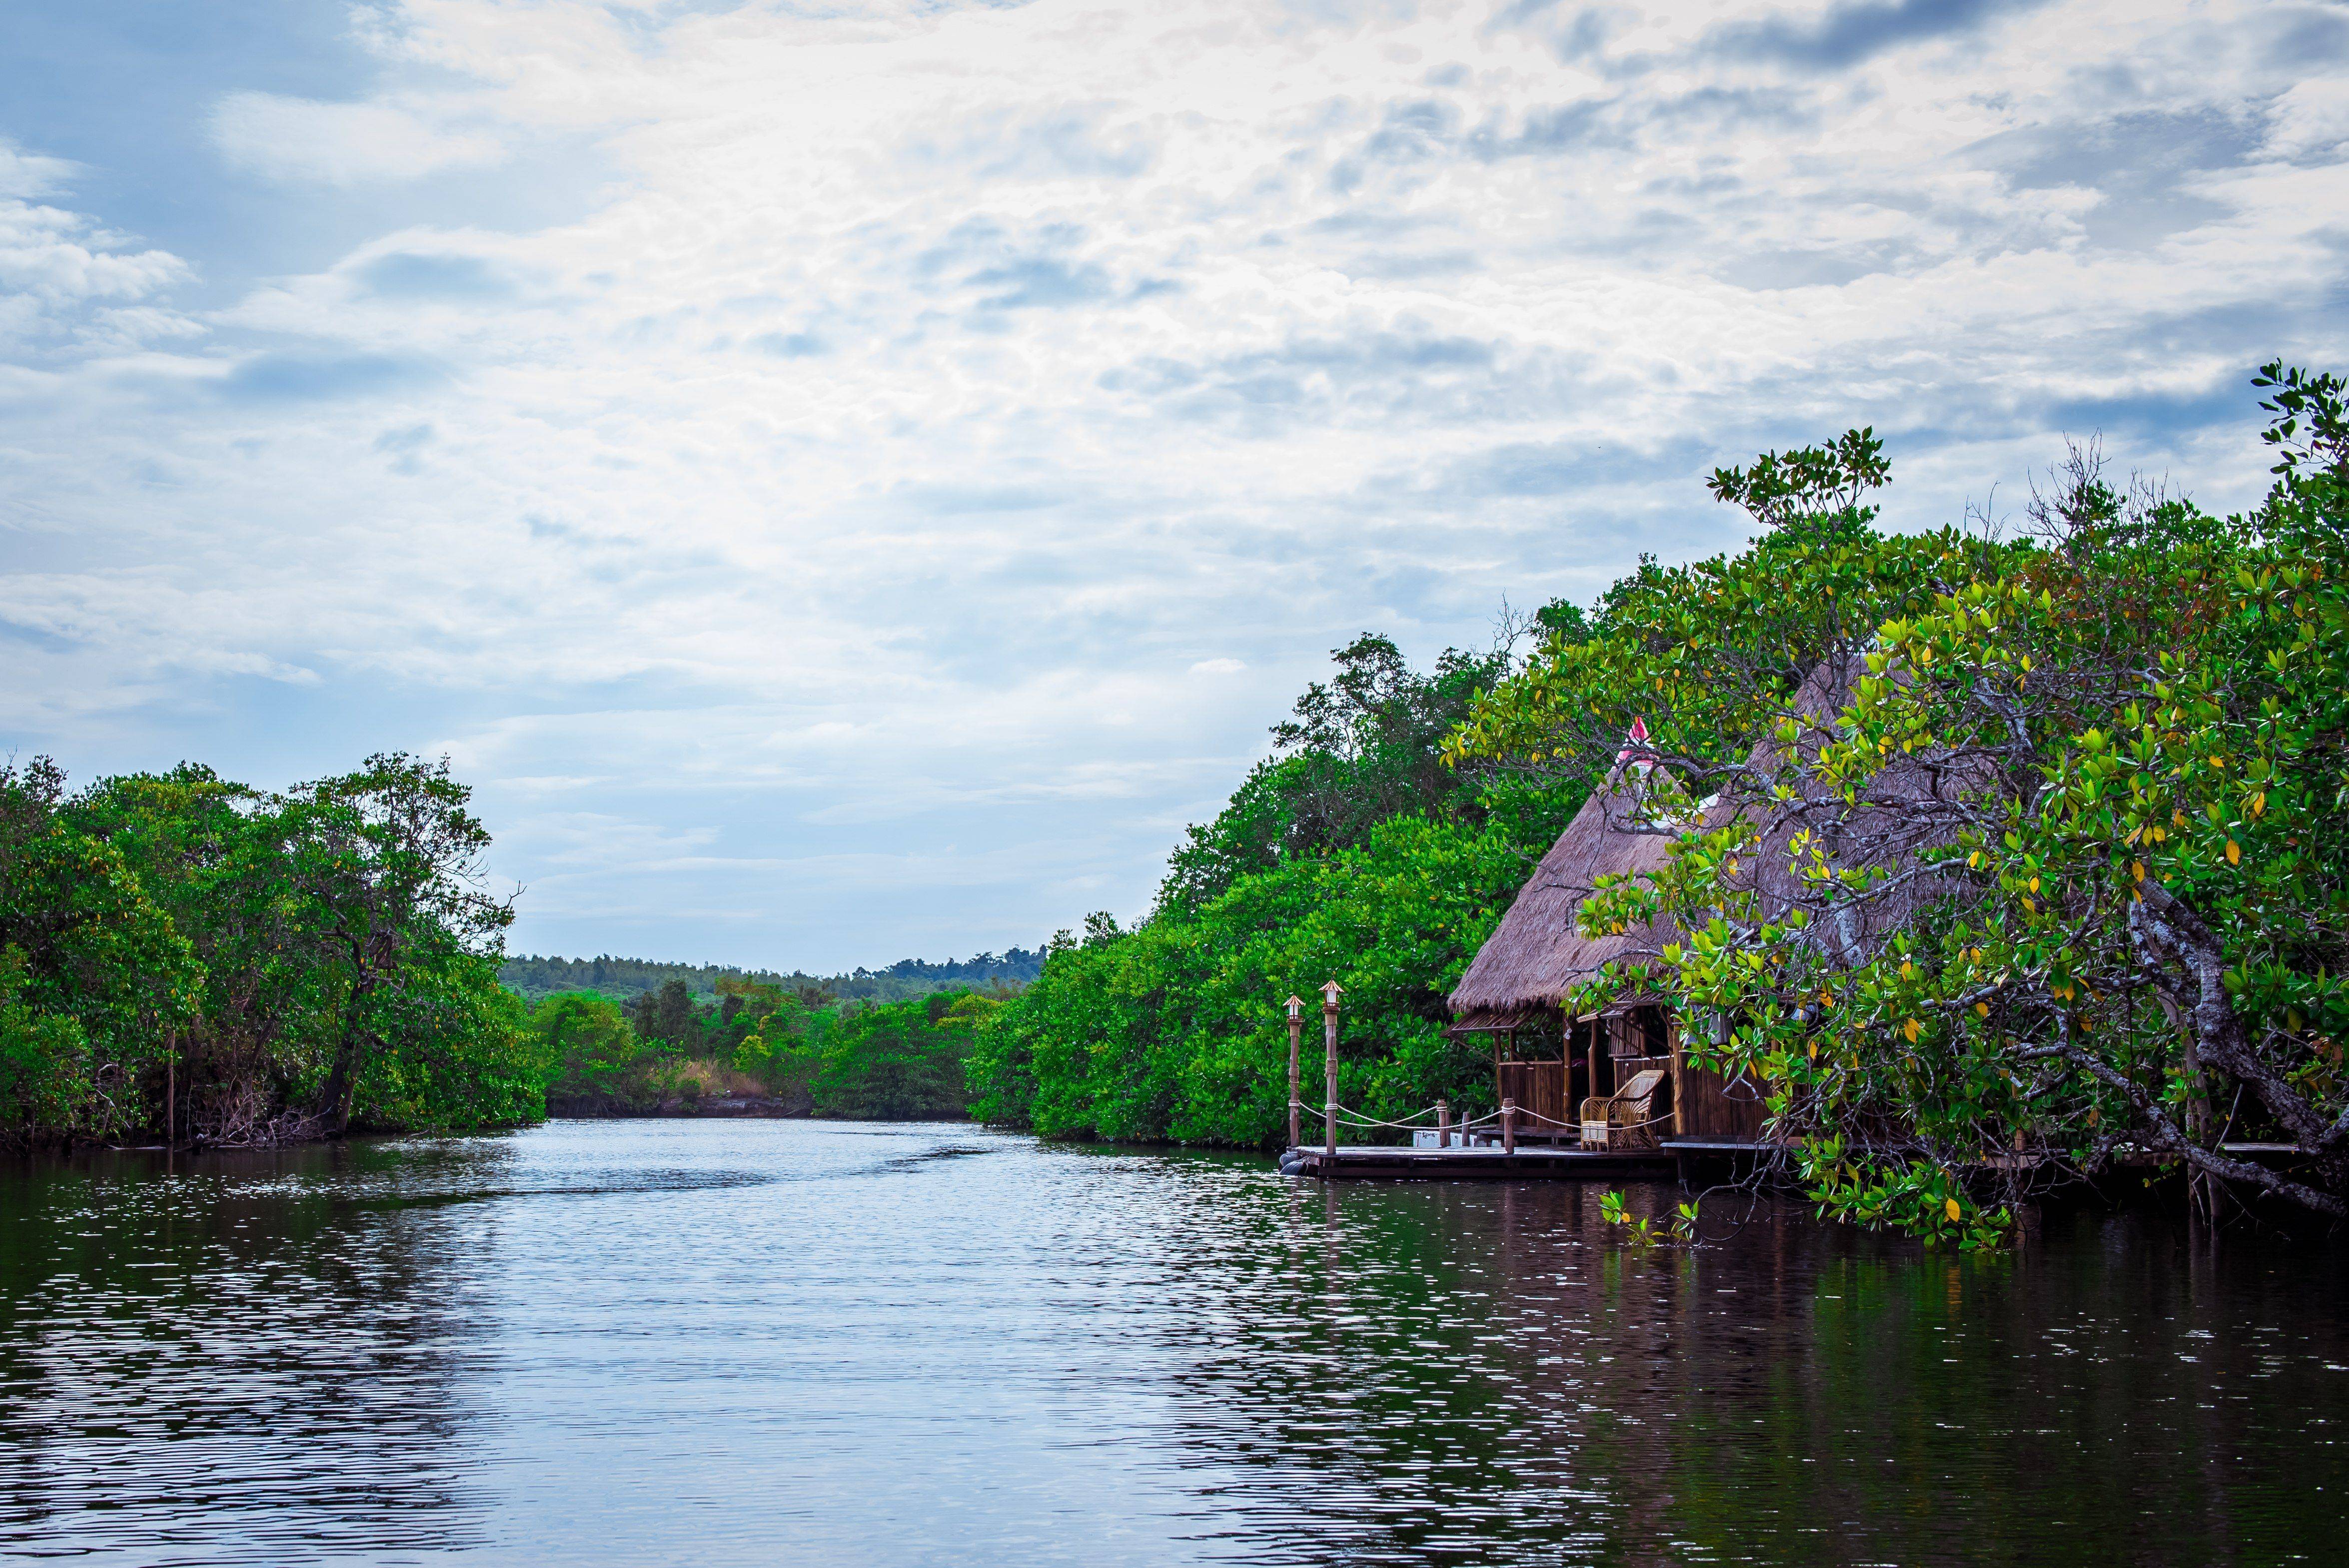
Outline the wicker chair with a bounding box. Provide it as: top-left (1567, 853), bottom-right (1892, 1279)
top-left (1579, 1068), bottom-right (1667, 1150)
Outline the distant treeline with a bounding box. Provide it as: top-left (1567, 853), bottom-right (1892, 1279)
top-left (500, 949), bottom-right (1044, 1005)
top-left (536, 976), bottom-right (999, 1120)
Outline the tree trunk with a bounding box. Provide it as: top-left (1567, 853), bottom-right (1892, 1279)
top-left (319, 927), bottom-right (392, 1137)
top-left (2130, 883), bottom-right (2349, 1209)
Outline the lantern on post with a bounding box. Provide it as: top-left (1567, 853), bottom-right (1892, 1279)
top-left (1320, 981), bottom-right (1343, 1157)
top-left (1284, 995), bottom-right (1305, 1151)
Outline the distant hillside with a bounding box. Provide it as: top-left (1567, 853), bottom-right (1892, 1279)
top-left (498, 949), bottom-right (1045, 1005)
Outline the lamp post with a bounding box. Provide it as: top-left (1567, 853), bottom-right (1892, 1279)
top-left (1321, 980), bottom-right (1343, 1158)
top-left (1284, 995), bottom-right (1305, 1150)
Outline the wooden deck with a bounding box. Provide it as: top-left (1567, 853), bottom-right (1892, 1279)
top-left (1280, 1138), bottom-right (1769, 1180)
top-left (1283, 1138), bottom-right (2316, 1181)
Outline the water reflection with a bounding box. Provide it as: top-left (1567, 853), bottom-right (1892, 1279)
top-left (0, 1142), bottom-right (506, 1562)
top-left (0, 1122), bottom-right (2341, 1566)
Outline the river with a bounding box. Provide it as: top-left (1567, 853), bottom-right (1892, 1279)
top-left (0, 1118), bottom-right (2342, 1565)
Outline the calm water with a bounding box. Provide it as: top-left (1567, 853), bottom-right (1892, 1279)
top-left (1, 1120), bottom-right (2344, 1567)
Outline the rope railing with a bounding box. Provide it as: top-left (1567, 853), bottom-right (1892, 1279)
top-left (1327, 1105), bottom-right (1446, 1132)
top-left (1290, 1096), bottom-right (1680, 1151)
top-left (1290, 1100), bottom-right (1500, 1140)
top-left (1298, 1099), bottom-right (1682, 1132)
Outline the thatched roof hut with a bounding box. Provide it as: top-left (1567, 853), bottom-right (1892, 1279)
top-left (1450, 660), bottom-right (1877, 1029)
top-left (1442, 658), bottom-right (1973, 1147)
top-left (1451, 656), bottom-right (1957, 1029)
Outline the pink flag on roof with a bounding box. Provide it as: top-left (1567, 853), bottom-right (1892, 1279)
top-left (1616, 716), bottom-right (1650, 764)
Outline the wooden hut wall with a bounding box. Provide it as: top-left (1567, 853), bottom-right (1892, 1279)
top-left (1495, 1060), bottom-right (1572, 1130)
top-left (1672, 1058), bottom-right (1771, 1139)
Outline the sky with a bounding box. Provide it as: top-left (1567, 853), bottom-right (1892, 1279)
top-left (2, 0), bottom-right (2346, 971)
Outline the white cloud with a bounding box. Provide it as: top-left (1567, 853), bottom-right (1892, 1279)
top-left (0, 138), bottom-right (189, 351)
top-left (2268, 75), bottom-right (2349, 160)
top-left (3, 0), bottom-right (2346, 965)
top-left (209, 92), bottom-right (508, 184)
top-left (0, 140), bottom-right (74, 199)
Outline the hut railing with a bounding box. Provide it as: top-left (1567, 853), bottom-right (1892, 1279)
top-left (1309, 1102), bottom-right (1506, 1146)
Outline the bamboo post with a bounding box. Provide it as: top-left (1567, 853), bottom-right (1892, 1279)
top-left (1321, 981), bottom-right (1342, 1158)
top-left (1667, 1014), bottom-right (1685, 1138)
top-left (1436, 1098), bottom-right (1450, 1149)
top-left (1502, 1098), bottom-right (1516, 1155)
top-left (1285, 995), bottom-right (1304, 1150)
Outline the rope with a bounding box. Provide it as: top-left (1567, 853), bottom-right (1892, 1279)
top-left (1319, 1102), bottom-right (1453, 1131)
top-left (1507, 1103), bottom-right (1679, 1133)
top-left (1302, 1102), bottom-right (1681, 1140)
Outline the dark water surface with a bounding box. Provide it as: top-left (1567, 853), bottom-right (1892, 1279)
top-left (1, 1120), bottom-right (2344, 1566)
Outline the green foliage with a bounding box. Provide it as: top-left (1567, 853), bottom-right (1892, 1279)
top-left (533, 975), bottom-right (1002, 1122)
top-left (354, 958), bottom-right (545, 1131)
top-left (537, 991), bottom-right (649, 1111)
top-left (0, 759), bottom-right (200, 1144)
top-left (1706, 426), bottom-right (1890, 536)
top-left (0, 751), bottom-right (539, 1148)
top-left (0, 946), bottom-right (100, 1137)
top-left (809, 990), bottom-right (995, 1119)
top-left (974, 623), bottom-right (1588, 1147)
top-left (1597, 1189), bottom-right (1700, 1247)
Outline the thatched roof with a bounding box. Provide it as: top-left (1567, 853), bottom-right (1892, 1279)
top-left (1448, 767), bottom-right (1696, 1021)
top-left (1451, 656), bottom-right (1957, 1021)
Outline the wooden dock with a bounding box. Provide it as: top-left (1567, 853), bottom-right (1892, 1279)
top-left (1280, 1138), bottom-right (1770, 1180)
top-left (1283, 1138), bottom-right (2313, 1182)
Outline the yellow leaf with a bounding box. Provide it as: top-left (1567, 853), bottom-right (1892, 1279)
top-left (2131, 861), bottom-right (2145, 882)
top-left (1903, 1018), bottom-right (1921, 1043)
top-left (1945, 1197), bottom-right (1963, 1223)
top-left (2226, 840), bottom-right (2241, 865)
top-left (1975, 1001), bottom-right (1990, 1017)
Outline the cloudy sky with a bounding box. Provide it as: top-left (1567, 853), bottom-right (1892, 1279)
top-left (3, 0), bottom-right (2345, 970)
